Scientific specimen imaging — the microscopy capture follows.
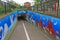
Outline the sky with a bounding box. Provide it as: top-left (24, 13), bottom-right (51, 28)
top-left (1, 0), bottom-right (35, 6)
top-left (13, 0), bottom-right (34, 6)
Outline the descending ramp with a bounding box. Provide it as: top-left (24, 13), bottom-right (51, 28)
top-left (9, 20), bottom-right (52, 40)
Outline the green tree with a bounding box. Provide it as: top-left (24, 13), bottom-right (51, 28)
top-left (34, 0), bottom-right (40, 5)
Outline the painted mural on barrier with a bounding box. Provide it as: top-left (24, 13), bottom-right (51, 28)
top-left (0, 26), bottom-right (3, 40)
top-left (18, 10), bottom-right (60, 39)
top-left (0, 10), bottom-right (60, 40)
top-left (26, 11), bottom-right (60, 40)
top-left (0, 11), bottom-right (17, 40)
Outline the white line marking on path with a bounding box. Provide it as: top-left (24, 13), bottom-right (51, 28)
top-left (22, 23), bottom-right (30, 40)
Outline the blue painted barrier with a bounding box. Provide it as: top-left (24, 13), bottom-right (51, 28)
top-left (52, 18), bottom-right (60, 35)
top-left (0, 20), bottom-right (4, 40)
top-left (0, 10), bottom-right (60, 40)
top-left (0, 11), bottom-right (17, 40)
top-left (18, 11), bottom-right (26, 14)
top-left (26, 10), bottom-right (60, 39)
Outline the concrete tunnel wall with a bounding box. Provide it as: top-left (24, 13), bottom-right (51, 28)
top-left (0, 10), bottom-right (60, 40)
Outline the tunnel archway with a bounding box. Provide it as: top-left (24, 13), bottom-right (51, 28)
top-left (17, 14), bottom-right (27, 21)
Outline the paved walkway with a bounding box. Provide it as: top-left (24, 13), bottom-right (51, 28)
top-left (9, 20), bottom-right (53, 40)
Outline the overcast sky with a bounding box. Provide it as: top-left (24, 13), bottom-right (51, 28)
top-left (13, 0), bottom-right (34, 6)
top-left (1, 0), bottom-right (34, 6)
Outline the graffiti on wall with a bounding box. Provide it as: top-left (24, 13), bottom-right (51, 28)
top-left (0, 11), bottom-right (17, 40)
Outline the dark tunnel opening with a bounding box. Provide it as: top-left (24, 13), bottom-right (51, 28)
top-left (17, 14), bottom-right (27, 21)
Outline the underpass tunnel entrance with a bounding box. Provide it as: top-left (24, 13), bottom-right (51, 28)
top-left (17, 14), bottom-right (27, 21)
